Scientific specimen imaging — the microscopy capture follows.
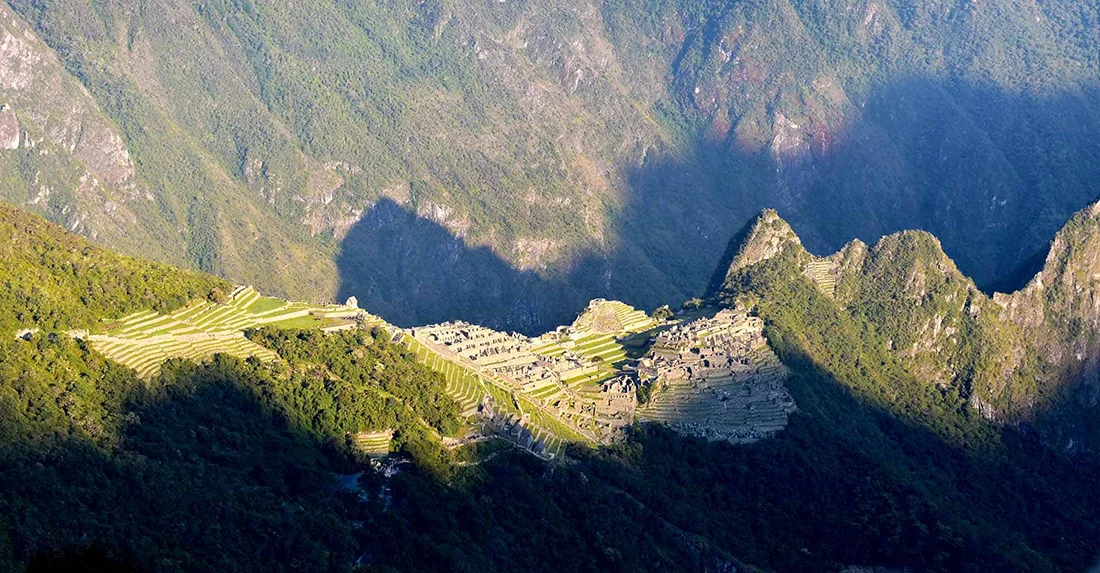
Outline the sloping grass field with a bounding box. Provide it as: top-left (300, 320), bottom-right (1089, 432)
top-left (89, 286), bottom-right (362, 378)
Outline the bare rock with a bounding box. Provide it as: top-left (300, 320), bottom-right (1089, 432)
top-left (0, 104), bottom-right (18, 149)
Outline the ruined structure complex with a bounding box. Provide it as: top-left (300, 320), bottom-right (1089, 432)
top-left (85, 286), bottom-right (796, 459)
top-left (634, 309), bottom-right (796, 443)
top-left (403, 302), bottom-right (797, 457)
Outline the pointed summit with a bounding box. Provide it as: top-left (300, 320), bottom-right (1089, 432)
top-left (707, 210), bottom-right (802, 295)
top-left (994, 198), bottom-right (1100, 363)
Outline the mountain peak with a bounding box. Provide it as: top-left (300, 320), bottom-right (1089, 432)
top-left (707, 210), bottom-right (802, 295)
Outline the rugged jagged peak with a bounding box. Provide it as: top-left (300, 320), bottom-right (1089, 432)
top-left (708, 209), bottom-right (803, 295)
top-left (734, 210), bottom-right (802, 269)
top-left (1004, 198), bottom-right (1100, 300)
top-left (825, 239), bottom-right (868, 295)
top-left (862, 230), bottom-right (971, 297)
top-left (805, 228), bottom-right (974, 306)
top-left (711, 214), bottom-right (1037, 422)
top-left (803, 227), bottom-right (967, 304)
top-left (995, 199), bottom-right (1100, 362)
top-left (847, 231), bottom-right (1020, 401)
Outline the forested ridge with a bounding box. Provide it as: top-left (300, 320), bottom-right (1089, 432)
top-left (0, 201), bottom-right (228, 333)
top-left (0, 206), bottom-right (460, 570)
top-left (4, 200), bottom-right (1100, 571)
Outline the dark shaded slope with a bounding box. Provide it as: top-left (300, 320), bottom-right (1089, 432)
top-left (621, 78), bottom-right (1100, 302)
top-left (336, 75), bottom-right (1100, 334)
top-left (335, 198), bottom-right (686, 334)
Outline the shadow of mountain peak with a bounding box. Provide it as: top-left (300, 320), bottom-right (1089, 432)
top-left (620, 76), bottom-right (1100, 298)
top-left (336, 198), bottom-right (594, 334)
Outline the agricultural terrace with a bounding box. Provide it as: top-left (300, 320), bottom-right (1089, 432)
top-left (88, 286), bottom-right (366, 378)
top-left (399, 331), bottom-right (589, 458)
top-left (351, 430), bottom-right (394, 458)
top-left (570, 299), bottom-right (658, 334)
top-left (805, 258), bottom-right (838, 296)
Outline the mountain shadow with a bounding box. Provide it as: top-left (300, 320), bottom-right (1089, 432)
top-left (337, 77), bottom-right (1100, 334)
top-left (0, 362), bottom-right (363, 572)
top-left (335, 198), bottom-right (593, 334)
top-left (335, 198), bottom-right (692, 334)
top-left (618, 77), bottom-right (1100, 300)
top-left (374, 335), bottom-right (1100, 571)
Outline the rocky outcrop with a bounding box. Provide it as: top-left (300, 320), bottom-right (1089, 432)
top-left (992, 199), bottom-right (1100, 399)
top-left (716, 206), bottom-right (1100, 445)
top-left (0, 7), bottom-right (135, 187)
top-left (0, 5), bottom-right (158, 261)
top-left (0, 104), bottom-right (18, 149)
top-left (709, 210), bottom-right (801, 294)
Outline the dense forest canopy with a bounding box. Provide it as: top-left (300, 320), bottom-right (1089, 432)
top-left (0, 201), bottom-right (228, 333)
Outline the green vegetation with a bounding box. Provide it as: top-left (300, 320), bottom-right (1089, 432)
top-left (404, 335), bottom-right (487, 416)
top-left (0, 202), bottom-right (228, 333)
top-left (0, 320), bottom-right (467, 572)
top-left (249, 328), bottom-right (462, 439)
top-left (0, 205), bottom-right (472, 570)
top-left (5, 0), bottom-right (1100, 332)
top-left (245, 296), bottom-right (290, 314)
top-left (89, 286), bottom-right (361, 379)
top-left (6, 190), bottom-right (1100, 571)
top-left (650, 224), bottom-right (1100, 569)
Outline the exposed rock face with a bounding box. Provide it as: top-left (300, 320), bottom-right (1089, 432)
top-left (721, 204), bottom-right (1100, 451)
top-left (0, 8), bottom-right (135, 187)
top-left (991, 199), bottom-right (1100, 423)
top-left (709, 210), bottom-right (801, 293)
top-left (0, 104), bottom-right (17, 149)
top-left (0, 4), bottom-right (163, 264)
top-left (0, 0), bottom-right (1097, 333)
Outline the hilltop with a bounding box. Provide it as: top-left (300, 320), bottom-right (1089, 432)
top-left (0, 200), bottom-right (228, 333)
top-left (714, 199), bottom-right (1100, 451)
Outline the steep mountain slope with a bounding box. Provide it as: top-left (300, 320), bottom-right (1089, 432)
top-left (376, 201), bottom-right (1100, 572)
top-left (5, 198), bottom-right (1100, 571)
top-left (0, 1), bottom-right (338, 300)
top-left (0, 200), bottom-right (227, 332)
top-left (0, 203), bottom-right (458, 571)
top-left (713, 199), bottom-right (1100, 451)
top-left (1, 0), bottom-right (1099, 331)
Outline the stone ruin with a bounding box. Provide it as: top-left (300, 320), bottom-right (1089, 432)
top-left (597, 374), bottom-right (637, 417)
top-left (409, 321), bottom-right (597, 395)
top-left (407, 303), bottom-right (798, 456)
top-left (635, 308), bottom-right (797, 443)
top-left (479, 400), bottom-right (554, 459)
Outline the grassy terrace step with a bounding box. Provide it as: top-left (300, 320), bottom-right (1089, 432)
top-left (246, 296), bottom-right (288, 314)
top-left (402, 333), bottom-right (596, 454)
top-left (97, 336), bottom-right (277, 378)
top-left (404, 337), bottom-right (488, 415)
top-left (806, 258), bottom-right (837, 295)
top-left (575, 339), bottom-right (617, 353)
top-left (572, 301), bottom-right (656, 335)
top-left (90, 286), bottom-right (360, 378)
top-left (352, 431), bottom-right (393, 457)
top-left (530, 384), bottom-right (566, 400)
